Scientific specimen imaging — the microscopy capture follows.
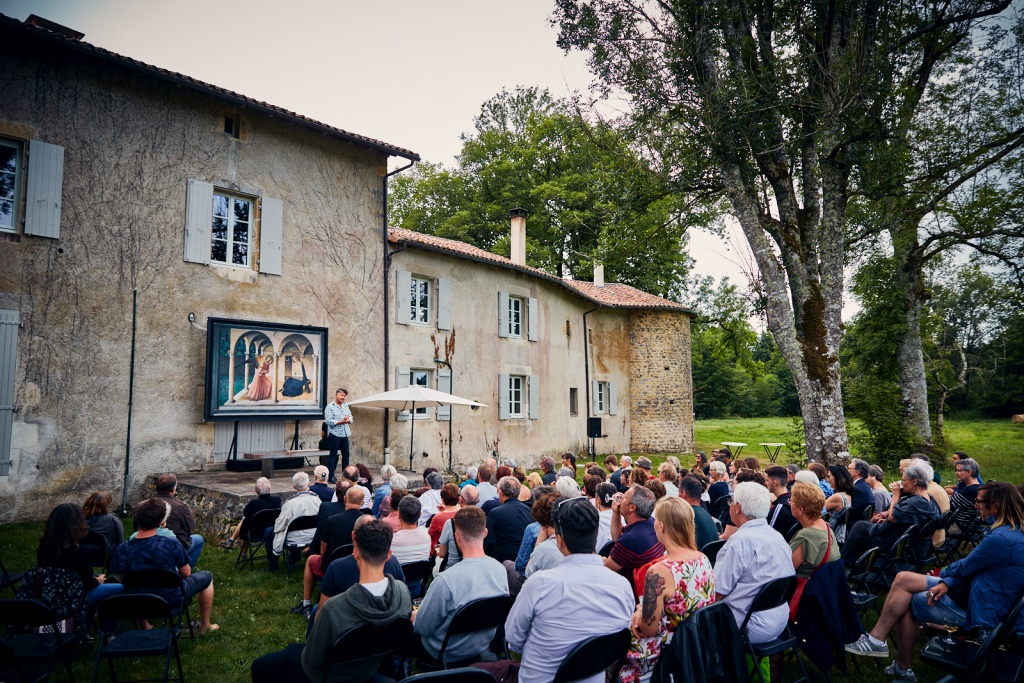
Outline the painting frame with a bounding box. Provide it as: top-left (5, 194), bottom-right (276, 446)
top-left (204, 317), bottom-right (329, 421)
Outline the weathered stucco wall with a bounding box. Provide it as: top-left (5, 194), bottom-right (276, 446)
top-left (629, 310), bottom-right (694, 452)
top-left (0, 40), bottom-right (389, 521)
top-left (389, 247), bottom-right (636, 471)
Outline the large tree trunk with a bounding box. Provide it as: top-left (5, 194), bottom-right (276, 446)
top-left (891, 230), bottom-right (934, 447)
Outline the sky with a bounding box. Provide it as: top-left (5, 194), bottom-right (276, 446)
top-left (0, 0), bottom-right (756, 303)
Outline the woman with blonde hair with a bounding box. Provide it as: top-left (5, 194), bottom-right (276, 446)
top-left (526, 472), bottom-right (543, 490)
top-left (789, 483), bottom-right (841, 576)
top-left (620, 496), bottom-right (716, 682)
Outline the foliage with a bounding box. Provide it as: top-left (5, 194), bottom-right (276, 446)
top-left (389, 86), bottom-right (704, 298)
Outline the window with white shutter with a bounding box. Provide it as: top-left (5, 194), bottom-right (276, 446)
top-left (24, 139), bottom-right (64, 239)
top-left (183, 180), bottom-right (282, 273)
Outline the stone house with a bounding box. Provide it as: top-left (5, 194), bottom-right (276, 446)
top-left (0, 14), bottom-right (694, 521)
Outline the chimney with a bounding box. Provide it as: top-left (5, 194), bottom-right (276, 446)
top-left (594, 262), bottom-right (605, 288)
top-left (26, 15), bottom-right (85, 40)
top-left (509, 208), bottom-right (527, 266)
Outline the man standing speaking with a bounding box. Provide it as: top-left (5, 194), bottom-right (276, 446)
top-left (324, 387), bottom-right (353, 484)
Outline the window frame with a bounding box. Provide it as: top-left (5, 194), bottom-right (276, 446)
top-left (508, 375), bottom-right (525, 419)
top-left (595, 381), bottom-right (607, 414)
top-left (0, 137), bottom-right (22, 233)
top-left (210, 189), bottom-right (255, 269)
top-left (508, 295), bottom-right (524, 338)
top-left (409, 275), bottom-right (432, 326)
top-left (569, 388), bottom-right (578, 416)
top-left (410, 368), bottom-right (432, 419)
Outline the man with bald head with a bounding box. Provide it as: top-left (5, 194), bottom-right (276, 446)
top-left (291, 486), bottom-right (368, 616)
top-left (268, 471), bottom-right (321, 572)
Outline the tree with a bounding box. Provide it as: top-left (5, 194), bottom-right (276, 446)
top-left (389, 87), bottom-right (702, 298)
top-left (555, 0), bottom-right (1015, 462)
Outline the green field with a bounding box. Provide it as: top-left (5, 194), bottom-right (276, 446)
top-left (1, 417), bottom-right (1021, 682)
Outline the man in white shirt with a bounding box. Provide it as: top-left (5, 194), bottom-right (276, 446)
top-left (714, 481), bottom-right (795, 644)
top-left (476, 496), bottom-right (634, 683)
top-left (417, 472), bottom-right (445, 526)
top-left (269, 471), bottom-right (322, 571)
top-left (475, 464), bottom-right (499, 505)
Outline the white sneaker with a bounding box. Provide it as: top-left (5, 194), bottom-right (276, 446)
top-left (845, 634), bottom-right (889, 658)
top-left (883, 661), bottom-right (917, 681)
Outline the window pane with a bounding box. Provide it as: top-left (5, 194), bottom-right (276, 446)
top-left (0, 199), bottom-right (12, 228)
top-left (410, 281), bottom-right (418, 320)
top-left (0, 170), bottom-right (14, 201)
top-left (232, 242), bottom-right (248, 265)
top-left (213, 194), bottom-right (228, 217)
top-left (0, 146), bottom-right (15, 175)
top-left (234, 222), bottom-right (248, 246)
top-left (212, 216), bottom-right (227, 241)
top-left (233, 199), bottom-right (250, 223)
top-left (211, 240), bottom-right (227, 263)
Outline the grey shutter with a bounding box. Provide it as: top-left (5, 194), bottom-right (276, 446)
top-left (528, 297), bottom-right (538, 341)
top-left (395, 366), bottom-right (411, 421)
top-left (498, 374), bottom-right (510, 420)
top-left (24, 140), bottom-right (64, 239)
top-left (592, 381), bottom-right (600, 414)
top-left (0, 310), bottom-right (18, 476)
top-left (183, 180), bottom-right (214, 264)
top-left (609, 381), bottom-right (618, 416)
top-left (528, 374), bottom-right (539, 420)
top-left (259, 196), bottom-right (283, 275)
top-left (498, 291), bottom-right (509, 338)
top-left (437, 278), bottom-right (452, 330)
top-left (396, 271), bottom-right (412, 325)
top-left (436, 368), bottom-right (452, 421)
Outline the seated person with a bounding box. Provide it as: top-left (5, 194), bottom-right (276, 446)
top-left (111, 499), bottom-right (217, 634)
top-left (680, 475), bottom-right (719, 550)
top-left (373, 464), bottom-right (396, 518)
top-left (706, 461), bottom-right (731, 509)
top-left (765, 466), bottom-right (797, 540)
top-left (220, 477), bottom-right (281, 550)
top-left (418, 472), bottom-right (446, 525)
top-left (382, 487), bottom-right (406, 532)
top-left (606, 485), bottom-right (665, 597)
top-left (504, 492), bottom-right (562, 596)
top-left (309, 466), bottom-right (334, 503)
top-left (427, 484), bottom-right (461, 551)
top-left (841, 462), bottom-right (940, 568)
top-left (438, 486), bottom-right (478, 571)
top-left (269, 472), bottom-right (322, 571)
top-left (484, 477), bottom-right (533, 563)
top-left (391, 495), bottom-right (432, 598)
top-left (251, 519), bottom-right (412, 683)
top-left (788, 483), bottom-right (840, 577)
top-left (714, 482), bottom-right (794, 644)
top-left (293, 486), bottom-right (365, 616)
top-left (38, 502), bottom-right (124, 611)
top-left (410, 506), bottom-right (509, 668)
top-left (947, 458), bottom-right (981, 535)
top-left (866, 465), bottom-right (892, 513)
top-left (83, 490), bottom-right (124, 554)
top-left (846, 482), bottom-right (1024, 681)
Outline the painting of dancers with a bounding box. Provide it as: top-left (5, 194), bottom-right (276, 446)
top-left (204, 317), bottom-right (328, 420)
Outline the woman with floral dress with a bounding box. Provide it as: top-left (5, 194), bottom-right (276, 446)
top-left (620, 497), bottom-right (716, 683)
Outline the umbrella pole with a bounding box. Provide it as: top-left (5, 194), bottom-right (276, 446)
top-left (409, 401), bottom-right (415, 471)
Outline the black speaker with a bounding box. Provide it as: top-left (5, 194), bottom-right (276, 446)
top-left (587, 417), bottom-right (603, 438)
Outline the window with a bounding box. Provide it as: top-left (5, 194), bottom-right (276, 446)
top-left (508, 375), bottom-right (525, 418)
top-left (223, 115), bottom-right (240, 138)
top-left (508, 296), bottom-right (524, 337)
top-left (410, 276), bottom-right (431, 324)
top-left (0, 139), bottom-right (21, 232)
top-left (211, 191), bottom-right (253, 267)
top-left (595, 381), bottom-right (607, 414)
top-left (569, 388), bottom-right (578, 416)
top-left (410, 369), bottom-right (432, 418)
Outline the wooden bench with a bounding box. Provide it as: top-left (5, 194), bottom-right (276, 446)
top-left (243, 450), bottom-right (329, 478)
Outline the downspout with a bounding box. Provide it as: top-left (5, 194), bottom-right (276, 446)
top-left (582, 305), bottom-right (600, 454)
top-left (383, 158), bottom-right (415, 466)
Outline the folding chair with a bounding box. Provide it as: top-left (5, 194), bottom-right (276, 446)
top-left (700, 539), bottom-right (727, 566)
top-left (400, 668), bottom-right (496, 682)
top-left (92, 594), bottom-right (184, 683)
top-left (121, 569), bottom-right (195, 640)
top-left (434, 595), bottom-right (514, 669)
top-left (846, 546), bottom-right (880, 619)
top-left (920, 593), bottom-right (1024, 682)
top-left (81, 530), bottom-right (111, 573)
top-left (0, 558), bottom-right (24, 595)
top-left (553, 628), bottom-right (631, 683)
top-left (868, 528), bottom-right (915, 592)
top-left (710, 497), bottom-right (733, 525)
top-left (401, 560), bottom-right (434, 600)
top-left (0, 598), bottom-right (77, 683)
top-left (739, 576), bottom-right (810, 683)
top-left (320, 618), bottom-right (414, 683)
top-left (0, 638), bottom-right (47, 683)
top-left (284, 515), bottom-right (320, 577)
top-left (235, 508), bottom-right (281, 571)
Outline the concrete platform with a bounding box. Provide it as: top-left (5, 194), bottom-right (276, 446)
top-left (144, 467), bottom-right (426, 541)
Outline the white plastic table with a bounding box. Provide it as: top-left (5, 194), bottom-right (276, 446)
top-left (760, 443), bottom-right (786, 464)
top-left (722, 442), bottom-right (747, 458)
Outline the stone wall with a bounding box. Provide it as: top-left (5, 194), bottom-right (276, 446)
top-left (628, 310), bottom-right (694, 453)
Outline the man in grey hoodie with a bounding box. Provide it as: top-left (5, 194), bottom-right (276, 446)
top-left (251, 519), bottom-right (412, 683)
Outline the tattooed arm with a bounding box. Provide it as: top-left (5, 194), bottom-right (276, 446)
top-left (630, 564), bottom-right (669, 638)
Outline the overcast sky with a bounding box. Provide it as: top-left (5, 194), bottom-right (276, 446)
top-left (1, 0), bottom-right (758, 299)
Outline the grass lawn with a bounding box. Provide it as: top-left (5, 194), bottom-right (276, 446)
top-left (1, 416), bottom-right (1019, 682)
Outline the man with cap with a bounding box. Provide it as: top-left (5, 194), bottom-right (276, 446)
top-left (635, 457), bottom-right (653, 475)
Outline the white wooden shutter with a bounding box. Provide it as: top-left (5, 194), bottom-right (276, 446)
top-left (498, 291), bottom-right (510, 338)
top-left (259, 196), bottom-right (283, 275)
top-left (396, 271), bottom-right (412, 325)
top-left (528, 374), bottom-right (539, 420)
top-left (183, 180), bottom-right (214, 264)
top-left (592, 381), bottom-right (600, 414)
top-left (24, 140), bottom-right (64, 239)
top-left (609, 381), bottom-right (618, 416)
top-left (498, 374), bottom-right (510, 420)
top-left (0, 310), bottom-right (18, 476)
top-left (437, 278), bottom-right (452, 330)
top-left (436, 368), bottom-right (452, 421)
top-left (528, 297), bottom-right (538, 341)
top-left (395, 366), bottom-right (411, 421)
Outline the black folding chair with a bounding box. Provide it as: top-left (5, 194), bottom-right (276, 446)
top-left (401, 560), bottom-right (434, 600)
top-left (321, 618), bottom-right (414, 683)
top-left (700, 539), bottom-right (727, 566)
top-left (0, 638), bottom-right (47, 683)
top-left (235, 508), bottom-right (281, 571)
top-left (710, 496), bottom-right (732, 525)
top-left (92, 594), bottom-right (184, 683)
top-left (122, 569), bottom-right (195, 640)
top-left (920, 593), bottom-right (1024, 682)
top-left (553, 628), bottom-right (631, 683)
top-left (399, 668), bottom-right (497, 682)
top-left (0, 558), bottom-right (24, 595)
top-left (283, 514), bottom-right (320, 577)
top-left (847, 505), bottom-right (873, 538)
top-left (81, 530), bottom-right (111, 573)
top-left (0, 598), bottom-right (77, 683)
top-left (869, 528), bottom-right (915, 591)
top-left (434, 595), bottom-right (514, 669)
top-left (846, 546), bottom-right (880, 618)
top-left (598, 540), bottom-right (615, 557)
top-left (323, 543), bottom-right (354, 570)
top-left (738, 576), bottom-right (810, 683)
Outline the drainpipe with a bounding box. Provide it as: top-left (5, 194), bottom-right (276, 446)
top-left (582, 305), bottom-right (600, 457)
top-left (121, 288), bottom-right (137, 516)
top-left (383, 159), bottom-right (415, 466)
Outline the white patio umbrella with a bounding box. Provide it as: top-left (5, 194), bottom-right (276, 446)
top-left (347, 386), bottom-right (487, 470)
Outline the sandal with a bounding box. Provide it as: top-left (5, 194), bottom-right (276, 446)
top-left (219, 539), bottom-right (234, 549)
